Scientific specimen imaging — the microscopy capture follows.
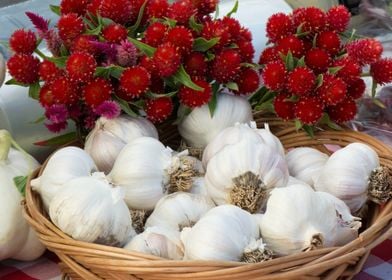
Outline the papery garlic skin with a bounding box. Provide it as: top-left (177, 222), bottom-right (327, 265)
top-left (108, 137), bottom-right (201, 210)
top-left (286, 148), bottom-right (329, 187)
top-left (145, 192), bottom-right (215, 231)
top-left (85, 116), bottom-right (158, 174)
top-left (124, 226), bottom-right (184, 260)
top-left (31, 147), bottom-right (97, 211)
top-left (49, 173), bottom-right (135, 246)
top-left (189, 177), bottom-right (209, 197)
top-left (178, 94), bottom-right (253, 149)
top-left (314, 143), bottom-right (380, 212)
top-left (287, 176), bottom-right (312, 188)
top-left (205, 139), bottom-right (289, 213)
top-left (260, 184), bottom-right (360, 256)
top-left (182, 205), bottom-right (267, 262)
top-left (257, 123), bottom-right (285, 156)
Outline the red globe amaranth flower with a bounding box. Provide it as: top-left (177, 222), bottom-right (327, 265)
top-left (184, 52), bottom-right (207, 77)
top-left (71, 35), bottom-right (97, 54)
top-left (149, 74), bottom-right (165, 94)
top-left (305, 48), bottom-right (331, 73)
top-left (167, 0), bottom-right (196, 25)
top-left (262, 61), bottom-right (287, 91)
top-left (7, 54), bottom-right (39, 84)
top-left (39, 60), bottom-right (63, 82)
top-left (50, 76), bottom-right (78, 105)
top-left (235, 68), bottom-right (260, 95)
top-left (145, 97), bottom-right (173, 123)
top-left (86, 0), bottom-right (102, 15)
top-left (266, 13), bottom-right (294, 43)
top-left (370, 58), bottom-right (392, 85)
top-left (316, 31), bottom-right (341, 55)
top-left (211, 49), bottom-right (241, 83)
top-left (9, 29), bottom-right (37, 54)
top-left (191, 0), bottom-right (218, 15)
top-left (39, 83), bottom-right (55, 107)
top-left (287, 67), bottom-right (316, 96)
top-left (292, 7), bottom-right (326, 34)
top-left (84, 78), bottom-right (113, 107)
top-left (201, 20), bottom-right (231, 50)
top-left (273, 93), bottom-right (295, 120)
top-left (143, 22), bottom-right (168, 48)
top-left (153, 42), bottom-right (181, 77)
top-left (179, 80), bottom-right (212, 107)
top-left (66, 52), bottom-right (97, 82)
top-left (276, 35), bottom-right (304, 58)
top-left (102, 24), bottom-right (128, 43)
top-left (57, 13), bottom-right (84, 42)
top-left (165, 26), bottom-right (194, 55)
top-left (222, 17), bottom-right (241, 38)
top-left (60, 0), bottom-right (89, 15)
top-left (237, 39), bottom-right (255, 63)
top-left (259, 47), bottom-right (279, 65)
top-left (326, 5), bottom-right (350, 33)
top-left (120, 66), bottom-right (151, 98)
top-left (139, 55), bottom-right (157, 74)
top-left (146, 0), bottom-right (169, 19)
top-left (333, 57), bottom-right (361, 83)
top-left (347, 78), bottom-right (366, 99)
top-left (317, 74), bottom-right (347, 106)
top-left (347, 38), bottom-right (383, 65)
top-left (100, 0), bottom-right (133, 24)
top-left (294, 97), bottom-right (324, 124)
top-left (327, 98), bottom-right (357, 123)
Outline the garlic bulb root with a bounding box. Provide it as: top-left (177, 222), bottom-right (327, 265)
top-left (167, 157), bottom-right (201, 193)
top-left (230, 171), bottom-right (267, 213)
top-left (368, 166), bottom-right (392, 204)
top-left (303, 234), bottom-right (324, 252)
top-left (130, 209), bottom-right (151, 234)
top-left (241, 240), bottom-right (273, 263)
top-left (179, 141), bottom-right (203, 160)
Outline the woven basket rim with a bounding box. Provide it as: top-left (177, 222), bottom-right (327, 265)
top-left (23, 118), bottom-right (392, 280)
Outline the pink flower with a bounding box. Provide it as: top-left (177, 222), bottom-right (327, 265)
top-left (46, 30), bottom-right (62, 57)
top-left (25, 12), bottom-right (49, 37)
top-left (94, 100), bottom-right (121, 119)
top-left (84, 115), bottom-right (97, 130)
top-left (91, 41), bottom-right (117, 64)
top-left (45, 121), bottom-right (68, 133)
top-left (116, 40), bottom-right (137, 67)
top-left (45, 104), bottom-right (68, 123)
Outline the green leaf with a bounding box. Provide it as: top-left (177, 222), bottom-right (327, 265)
top-left (296, 23), bottom-right (304, 35)
top-left (46, 56), bottom-right (68, 68)
top-left (28, 83), bottom-right (41, 100)
top-left (129, 0), bottom-right (148, 36)
top-left (285, 95), bottom-right (299, 102)
top-left (316, 74), bottom-right (324, 88)
top-left (163, 17), bottom-right (177, 28)
top-left (115, 97), bottom-right (138, 117)
top-left (101, 17), bottom-right (115, 27)
top-left (320, 113), bottom-right (343, 130)
top-left (128, 37), bottom-right (156, 57)
top-left (95, 65), bottom-right (125, 79)
top-left (328, 66), bottom-right (343, 75)
top-left (240, 62), bottom-right (257, 68)
top-left (312, 34), bottom-right (318, 48)
top-left (294, 119), bottom-right (303, 130)
top-left (174, 106), bottom-right (192, 125)
top-left (172, 65), bottom-right (203, 91)
top-left (208, 83), bottom-right (219, 117)
top-left (285, 51), bottom-right (294, 71)
top-left (226, 0), bottom-right (239, 17)
top-left (13, 176), bottom-right (28, 197)
top-left (83, 16), bottom-right (96, 29)
top-left (303, 125), bottom-right (315, 138)
top-left (30, 115), bottom-right (46, 124)
top-left (228, 43), bottom-right (239, 49)
top-left (226, 82), bottom-right (239, 91)
top-left (34, 132), bottom-right (77, 147)
top-left (206, 52), bottom-right (215, 61)
top-left (255, 100), bottom-right (274, 112)
top-left (60, 44), bottom-right (69, 57)
top-left (85, 24), bottom-right (102, 35)
top-left (371, 78), bottom-right (378, 98)
top-left (296, 56), bottom-right (306, 67)
top-left (50, 5), bottom-right (61, 16)
top-left (373, 98), bottom-right (386, 109)
top-left (147, 90), bottom-right (177, 99)
top-left (193, 37), bottom-right (220, 52)
top-left (5, 79), bottom-right (28, 87)
top-left (189, 15), bottom-right (203, 33)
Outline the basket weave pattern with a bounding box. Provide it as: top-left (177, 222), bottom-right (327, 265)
top-left (24, 117), bottom-right (392, 280)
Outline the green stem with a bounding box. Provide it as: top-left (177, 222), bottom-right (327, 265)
top-left (0, 130), bottom-right (12, 161)
top-left (34, 48), bottom-right (48, 60)
top-left (10, 136), bottom-right (35, 173)
top-left (361, 72), bottom-right (371, 77)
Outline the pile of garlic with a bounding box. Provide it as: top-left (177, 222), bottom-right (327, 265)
top-left (32, 112), bottom-right (391, 262)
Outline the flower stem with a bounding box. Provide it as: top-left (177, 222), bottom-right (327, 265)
top-left (0, 130), bottom-right (12, 161)
top-left (34, 48), bottom-right (48, 60)
top-left (360, 72), bottom-right (371, 77)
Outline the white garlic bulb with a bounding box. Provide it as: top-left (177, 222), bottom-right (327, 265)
top-left (189, 177), bottom-right (209, 197)
top-left (178, 94), bottom-right (253, 149)
top-left (287, 176), bottom-right (312, 188)
top-left (31, 147), bottom-right (97, 211)
top-left (202, 122), bottom-right (264, 168)
top-left (182, 205), bottom-right (271, 262)
top-left (257, 123), bottom-right (285, 156)
top-left (49, 173), bottom-right (135, 246)
top-left (124, 226), bottom-right (184, 260)
top-left (286, 148), bottom-right (329, 187)
top-left (314, 143), bottom-right (391, 212)
top-left (85, 115), bottom-right (158, 174)
top-left (145, 192), bottom-right (215, 231)
top-left (205, 138), bottom-right (289, 213)
top-left (108, 137), bottom-right (202, 210)
top-left (260, 184), bottom-right (361, 256)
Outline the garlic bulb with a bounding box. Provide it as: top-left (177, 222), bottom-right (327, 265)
top-left (182, 205), bottom-right (272, 262)
top-left (145, 192), bottom-right (215, 231)
top-left (31, 146), bottom-right (97, 210)
top-left (314, 143), bottom-right (391, 212)
top-left (286, 148), bottom-right (329, 187)
top-left (189, 177), bottom-right (209, 197)
top-left (85, 116), bottom-right (158, 174)
top-left (124, 226), bottom-right (184, 260)
top-left (287, 176), bottom-right (312, 188)
top-left (178, 94), bottom-right (253, 149)
top-left (257, 123), bottom-right (285, 156)
top-left (260, 184), bottom-right (361, 256)
top-left (108, 137), bottom-right (202, 210)
top-left (49, 173), bottom-right (135, 246)
top-left (205, 137), bottom-right (289, 213)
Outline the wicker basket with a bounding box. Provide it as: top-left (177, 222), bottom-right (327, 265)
top-left (23, 117), bottom-right (392, 280)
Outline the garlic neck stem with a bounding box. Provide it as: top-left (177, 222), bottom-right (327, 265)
top-left (0, 129), bottom-right (12, 161)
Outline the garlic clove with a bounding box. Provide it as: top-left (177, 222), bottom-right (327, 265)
top-left (257, 123), bottom-right (285, 156)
